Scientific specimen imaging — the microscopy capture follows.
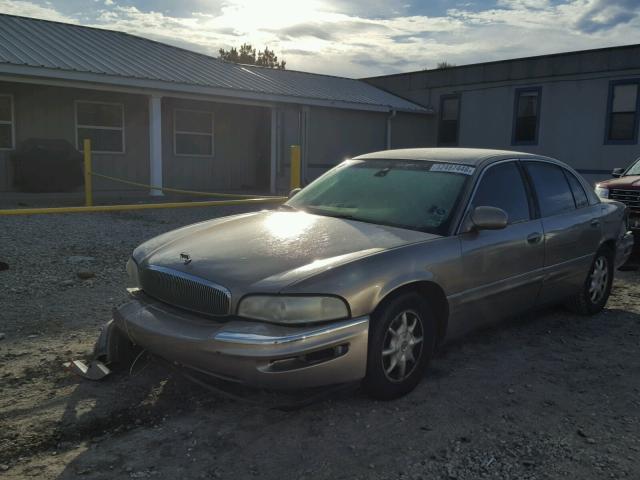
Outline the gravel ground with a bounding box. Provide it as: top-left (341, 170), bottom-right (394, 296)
top-left (1, 207), bottom-right (639, 480)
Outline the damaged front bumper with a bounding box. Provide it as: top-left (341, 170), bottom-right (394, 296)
top-left (108, 294), bottom-right (369, 389)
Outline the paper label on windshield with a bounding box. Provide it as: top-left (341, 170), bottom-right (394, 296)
top-left (430, 163), bottom-right (475, 175)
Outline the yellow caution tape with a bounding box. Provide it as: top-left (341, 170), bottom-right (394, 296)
top-left (90, 171), bottom-right (280, 199)
top-left (0, 197), bottom-right (286, 216)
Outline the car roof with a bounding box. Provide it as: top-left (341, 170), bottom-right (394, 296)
top-left (353, 148), bottom-right (554, 166)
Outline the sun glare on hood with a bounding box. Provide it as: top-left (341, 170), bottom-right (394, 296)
top-left (263, 211), bottom-right (317, 240)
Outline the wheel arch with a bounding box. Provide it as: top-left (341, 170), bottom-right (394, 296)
top-left (374, 281), bottom-right (449, 347)
top-left (599, 238), bottom-right (616, 254)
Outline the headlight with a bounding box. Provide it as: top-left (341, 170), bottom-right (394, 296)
top-left (126, 257), bottom-right (140, 292)
top-left (237, 295), bottom-right (349, 324)
top-left (595, 185), bottom-right (609, 199)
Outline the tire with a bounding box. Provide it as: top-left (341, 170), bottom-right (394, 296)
top-left (565, 246), bottom-right (614, 315)
top-left (363, 291), bottom-right (436, 400)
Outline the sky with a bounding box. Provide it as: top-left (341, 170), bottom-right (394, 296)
top-left (1, 0), bottom-right (639, 77)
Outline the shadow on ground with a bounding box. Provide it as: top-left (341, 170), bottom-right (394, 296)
top-left (31, 300), bottom-right (640, 480)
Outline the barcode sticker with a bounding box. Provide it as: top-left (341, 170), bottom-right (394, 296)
top-left (430, 164), bottom-right (476, 175)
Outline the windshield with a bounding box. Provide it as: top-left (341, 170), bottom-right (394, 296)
top-left (625, 158), bottom-right (640, 176)
top-left (286, 159), bottom-right (473, 235)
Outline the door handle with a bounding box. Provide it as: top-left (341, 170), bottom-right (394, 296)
top-left (527, 232), bottom-right (542, 244)
top-left (590, 218), bottom-right (600, 227)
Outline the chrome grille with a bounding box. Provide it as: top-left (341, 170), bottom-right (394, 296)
top-left (139, 265), bottom-right (231, 316)
top-left (609, 189), bottom-right (640, 211)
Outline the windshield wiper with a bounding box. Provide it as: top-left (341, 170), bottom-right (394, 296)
top-left (304, 207), bottom-right (439, 233)
top-left (303, 207), bottom-right (357, 220)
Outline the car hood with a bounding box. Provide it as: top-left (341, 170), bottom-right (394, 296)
top-left (134, 210), bottom-right (438, 292)
top-left (598, 175), bottom-right (640, 189)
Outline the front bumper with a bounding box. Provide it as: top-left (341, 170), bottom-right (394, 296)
top-left (616, 230), bottom-right (635, 269)
top-left (113, 294), bottom-right (369, 389)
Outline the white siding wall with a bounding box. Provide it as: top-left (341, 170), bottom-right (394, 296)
top-left (366, 48), bottom-right (640, 186)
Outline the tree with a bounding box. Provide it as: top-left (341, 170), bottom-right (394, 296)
top-left (219, 43), bottom-right (286, 69)
top-left (436, 61), bottom-right (456, 69)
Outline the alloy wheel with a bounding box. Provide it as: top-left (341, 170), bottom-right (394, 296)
top-left (589, 255), bottom-right (609, 304)
top-left (381, 310), bottom-right (424, 382)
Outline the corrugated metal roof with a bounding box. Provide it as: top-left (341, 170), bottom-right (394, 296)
top-left (0, 14), bottom-right (426, 112)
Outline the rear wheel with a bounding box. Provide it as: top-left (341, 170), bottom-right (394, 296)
top-left (364, 292), bottom-right (436, 400)
top-left (565, 247), bottom-right (614, 315)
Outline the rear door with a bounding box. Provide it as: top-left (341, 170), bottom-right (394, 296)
top-left (450, 160), bottom-right (545, 337)
top-left (523, 161), bottom-right (602, 304)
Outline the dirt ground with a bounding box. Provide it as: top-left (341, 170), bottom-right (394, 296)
top-left (1, 207), bottom-right (639, 480)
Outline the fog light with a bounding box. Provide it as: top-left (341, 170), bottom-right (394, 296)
top-left (268, 344), bottom-right (349, 372)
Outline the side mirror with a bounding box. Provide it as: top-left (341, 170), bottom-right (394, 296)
top-left (612, 168), bottom-right (625, 178)
top-left (468, 206), bottom-right (508, 231)
top-left (288, 188), bottom-right (301, 198)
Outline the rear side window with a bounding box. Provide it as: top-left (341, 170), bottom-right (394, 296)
top-left (565, 172), bottom-right (589, 209)
top-left (525, 162), bottom-right (576, 217)
top-left (473, 162), bottom-right (530, 224)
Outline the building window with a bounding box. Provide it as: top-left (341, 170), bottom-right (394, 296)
top-left (606, 80), bottom-right (639, 144)
top-left (0, 95), bottom-right (14, 149)
top-left (75, 101), bottom-right (124, 153)
top-left (512, 87), bottom-right (541, 145)
top-left (174, 109), bottom-right (214, 156)
top-left (438, 94), bottom-right (460, 146)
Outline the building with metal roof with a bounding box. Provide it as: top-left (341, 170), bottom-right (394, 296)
top-left (0, 14), bottom-right (424, 113)
top-left (0, 13), bottom-right (430, 196)
top-left (6, 13), bottom-right (633, 197)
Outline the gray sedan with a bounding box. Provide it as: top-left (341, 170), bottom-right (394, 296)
top-left (100, 148), bottom-right (633, 399)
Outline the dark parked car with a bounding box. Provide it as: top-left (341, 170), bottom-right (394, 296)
top-left (96, 149), bottom-right (634, 399)
top-left (596, 157), bottom-right (640, 235)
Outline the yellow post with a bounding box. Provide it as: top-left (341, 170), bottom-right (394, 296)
top-left (83, 138), bottom-right (93, 207)
top-left (290, 144), bottom-right (301, 190)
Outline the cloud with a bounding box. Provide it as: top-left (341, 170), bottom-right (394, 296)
top-left (323, 0), bottom-right (410, 18)
top-left (575, 0), bottom-right (640, 33)
top-left (269, 19), bottom-right (391, 42)
top-left (0, 0), bottom-right (639, 77)
top-left (496, 0), bottom-right (551, 9)
top-left (270, 22), bottom-right (337, 41)
top-left (0, 0), bottom-right (77, 22)
top-left (280, 48), bottom-right (318, 57)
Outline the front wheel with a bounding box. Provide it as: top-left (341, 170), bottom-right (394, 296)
top-left (565, 247), bottom-right (614, 315)
top-left (363, 292), bottom-right (436, 400)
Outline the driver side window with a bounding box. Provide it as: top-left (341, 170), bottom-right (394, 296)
top-left (473, 162), bottom-right (531, 224)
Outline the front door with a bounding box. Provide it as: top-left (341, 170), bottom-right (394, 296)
top-left (449, 160), bottom-right (545, 338)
